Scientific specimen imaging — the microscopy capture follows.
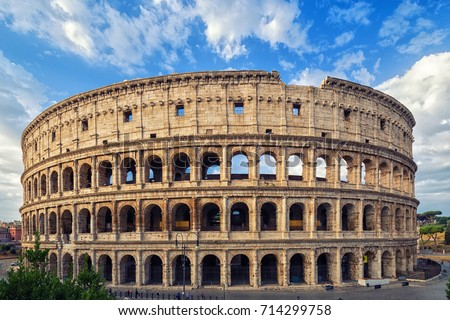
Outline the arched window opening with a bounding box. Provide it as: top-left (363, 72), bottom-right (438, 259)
top-left (363, 205), bottom-right (375, 231)
top-left (33, 178), bottom-right (38, 198)
top-left (79, 164), bottom-right (92, 189)
top-left (173, 153), bottom-right (190, 181)
top-left (364, 251), bottom-right (376, 279)
top-left (62, 254), bottom-right (73, 280)
top-left (62, 167), bottom-right (74, 191)
top-left (393, 166), bottom-right (401, 190)
top-left (78, 254), bottom-right (92, 272)
top-left (39, 213), bottom-right (45, 235)
top-left (315, 156), bottom-right (327, 181)
top-left (97, 207), bottom-right (112, 233)
top-left (50, 171), bottom-right (58, 194)
top-left (361, 159), bottom-right (374, 185)
top-left (341, 204), bottom-right (357, 231)
top-left (201, 203), bottom-right (221, 231)
top-left (78, 209), bottom-right (91, 234)
top-left (261, 254), bottom-right (278, 285)
top-left (98, 255), bottom-right (112, 282)
top-left (341, 253), bottom-right (358, 281)
top-left (202, 255), bottom-right (221, 286)
top-left (289, 254), bottom-right (304, 284)
top-left (403, 170), bottom-right (410, 193)
top-left (146, 156), bottom-right (163, 182)
top-left (339, 157), bottom-right (348, 183)
top-left (145, 255), bottom-right (163, 284)
top-left (144, 205), bottom-right (163, 232)
top-left (61, 210), bottom-right (72, 235)
top-left (40, 174), bottom-right (47, 196)
top-left (98, 161), bottom-right (113, 186)
top-left (174, 255), bottom-right (191, 285)
top-left (381, 206), bottom-right (391, 232)
top-left (259, 153), bottom-right (276, 180)
top-left (395, 208), bottom-right (403, 231)
top-left (231, 153), bottom-right (249, 180)
top-left (230, 254), bottom-right (250, 286)
top-left (49, 212), bottom-right (57, 234)
top-left (317, 203), bottom-right (332, 231)
top-left (120, 206), bottom-right (136, 232)
top-left (287, 154), bottom-right (303, 180)
top-left (230, 202), bottom-right (249, 231)
top-left (201, 153), bottom-right (220, 180)
top-left (382, 251), bottom-right (394, 278)
top-left (120, 255), bottom-right (136, 284)
top-left (121, 158), bottom-right (136, 184)
top-left (317, 253), bottom-right (329, 283)
top-left (261, 202), bottom-right (277, 231)
top-left (396, 250), bottom-right (405, 277)
top-left (378, 162), bottom-right (389, 188)
top-left (289, 203), bottom-right (304, 231)
top-left (49, 253), bottom-right (57, 274)
top-left (405, 210), bottom-right (411, 231)
top-left (173, 204), bottom-right (190, 231)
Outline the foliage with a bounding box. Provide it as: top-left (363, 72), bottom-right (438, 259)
top-left (435, 216), bottom-right (450, 226)
top-left (417, 211), bottom-right (442, 225)
top-left (419, 224), bottom-right (445, 251)
top-left (0, 232), bottom-right (112, 300)
top-left (447, 277), bottom-right (450, 300)
top-left (445, 221), bottom-right (450, 246)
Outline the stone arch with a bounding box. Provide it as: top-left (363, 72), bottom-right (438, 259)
top-left (317, 253), bottom-right (330, 283)
top-left (120, 255), bottom-right (136, 284)
top-left (49, 252), bottom-right (57, 274)
top-left (78, 208), bottom-right (91, 234)
top-left (260, 202), bottom-right (277, 231)
top-left (97, 206), bottom-right (113, 233)
top-left (317, 203), bottom-right (333, 231)
top-left (378, 162), bottom-right (389, 188)
top-left (230, 202), bottom-right (249, 231)
top-left (261, 254), bottom-right (278, 285)
top-left (393, 166), bottom-right (402, 190)
top-left (361, 159), bottom-right (374, 185)
top-left (396, 250), bottom-right (405, 277)
top-left (62, 166), bottom-right (74, 191)
top-left (61, 210), bottom-right (72, 235)
top-left (144, 204), bottom-right (163, 232)
top-left (121, 157), bottom-right (136, 184)
top-left (201, 152), bottom-right (220, 180)
top-left (40, 174), bottom-right (47, 196)
top-left (289, 203), bottom-right (304, 231)
top-left (230, 254), bottom-right (250, 286)
top-left (98, 254), bottom-right (113, 281)
top-left (341, 252), bottom-right (359, 281)
top-left (62, 253), bottom-right (73, 279)
top-left (363, 204), bottom-right (375, 231)
top-left (173, 203), bottom-right (191, 231)
top-left (50, 170), bottom-right (58, 194)
top-left (363, 250), bottom-right (376, 279)
top-left (49, 211), bottom-right (57, 234)
top-left (145, 155), bottom-right (163, 182)
top-left (33, 177), bottom-right (38, 198)
top-left (201, 254), bottom-right (221, 286)
top-left (79, 163), bottom-right (92, 189)
top-left (395, 208), bottom-right (403, 231)
top-left (172, 152), bottom-right (190, 181)
top-left (341, 203), bottom-right (357, 231)
top-left (405, 209), bottom-right (411, 231)
top-left (78, 253), bottom-right (93, 271)
top-left (315, 156), bottom-right (327, 181)
top-left (405, 249), bottom-right (412, 273)
top-left (381, 206), bottom-right (391, 232)
top-left (39, 213), bottom-right (45, 235)
top-left (231, 152), bottom-right (249, 180)
top-left (173, 254), bottom-right (191, 285)
top-left (98, 160), bottom-right (113, 186)
top-left (382, 250), bottom-right (395, 278)
top-left (144, 255), bottom-right (163, 284)
top-left (259, 152), bottom-right (277, 180)
top-left (119, 205), bottom-right (136, 232)
top-left (201, 203), bottom-right (221, 231)
top-left (287, 153), bottom-right (303, 180)
top-left (403, 169), bottom-right (411, 193)
top-left (289, 254), bottom-right (305, 284)
top-left (339, 157), bottom-right (349, 183)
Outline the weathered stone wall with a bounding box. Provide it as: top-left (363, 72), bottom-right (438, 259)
top-left (20, 70), bottom-right (418, 288)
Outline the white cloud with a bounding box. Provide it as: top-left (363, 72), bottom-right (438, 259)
top-left (397, 29), bottom-right (448, 54)
top-left (327, 1), bottom-right (373, 25)
top-left (376, 52), bottom-right (450, 212)
top-left (279, 59), bottom-right (295, 70)
top-left (333, 50), bottom-right (365, 72)
top-left (351, 67), bottom-right (375, 85)
top-left (290, 68), bottom-right (346, 87)
top-left (0, 51), bottom-right (48, 221)
top-left (333, 31), bottom-right (354, 47)
top-left (195, 0), bottom-right (311, 61)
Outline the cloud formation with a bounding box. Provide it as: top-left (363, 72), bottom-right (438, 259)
top-left (327, 1), bottom-right (373, 25)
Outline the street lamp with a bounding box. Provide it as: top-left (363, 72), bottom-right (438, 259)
top-left (175, 232), bottom-right (199, 300)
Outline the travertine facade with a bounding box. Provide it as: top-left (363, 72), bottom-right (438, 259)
top-left (20, 70), bottom-right (418, 288)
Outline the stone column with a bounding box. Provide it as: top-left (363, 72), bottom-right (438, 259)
top-left (221, 145), bottom-right (229, 183)
top-left (163, 252), bottom-right (170, 287)
top-left (136, 251), bottom-right (142, 286)
top-left (91, 202), bottom-right (97, 240)
top-left (335, 248), bottom-right (341, 285)
top-left (72, 203), bottom-right (78, 242)
top-left (191, 197), bottom-right (198, 231)
top-left (335, 198), bottom-right (341, 234)
top-left (163, 198), bottom-right (170, 233)
top-left (92, 155), bottom-right (98, 191)
top-left (112, 251), bottom-right (119, 285)
top-left (44, 207), bottom-right (49, 241)
top-left (252, 250), bottom-right (259, 287)
top-left (376, 248), bottom-right (382, 278)
top-left (74, 159), bottom-right (79, 195)
top-left (309, 250), bottom-right (317, 285)
top-left (281, 196), bottom-right (288, 237)
top-left (250, 196), bottom-right (258, 234)
top-left (279, 146), bottom-right (287, 185)
top-left (114, 153), bottom-right (120, 189)
top-left (56, 205), bottom-right (61, 242)
top-left (221, 196), bottom-right (229, 235)
top-left (58, 163), bottom-right (63, 196)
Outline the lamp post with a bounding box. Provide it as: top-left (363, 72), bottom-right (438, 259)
top-left (175, 232), bottom-right (199, 300)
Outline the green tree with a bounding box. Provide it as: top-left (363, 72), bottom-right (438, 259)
top-left (435, 216), bottom-right (450, 226)
top-left (445, 221), bottom-right (450, 245)
top-left (447, 277), bottom-right (450, 300)
top-left (0, 232), bottom-right (111, 300)
top-left (419, 224), bottom-right (445, 251)
top-left (417, 211), bottom-right (442, 225)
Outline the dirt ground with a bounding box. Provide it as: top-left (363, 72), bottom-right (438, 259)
top-left (418, 254), bottom-right (450, 262)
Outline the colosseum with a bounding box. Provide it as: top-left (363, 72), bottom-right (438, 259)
top-left (20, 70), bottom-right (418, 289)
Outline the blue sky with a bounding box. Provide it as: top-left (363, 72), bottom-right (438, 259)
top-left (0, 0), bottom-right (449, 221)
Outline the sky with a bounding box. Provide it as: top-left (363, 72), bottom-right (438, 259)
top-left (0, 0), bottom-right (449, 221)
